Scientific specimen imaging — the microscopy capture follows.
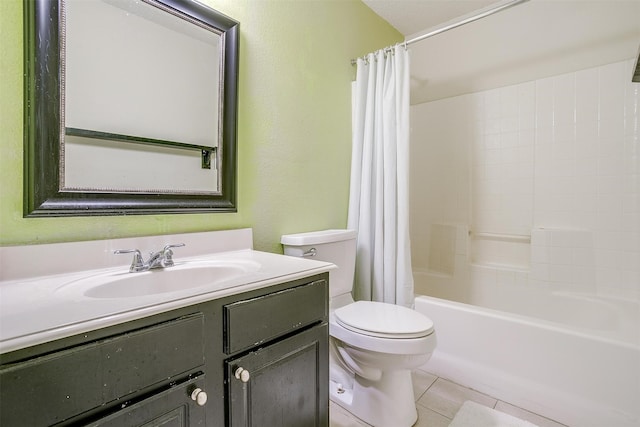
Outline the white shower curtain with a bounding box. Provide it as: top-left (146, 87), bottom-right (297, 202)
top-left (347, 45), bottom-right (414, 308)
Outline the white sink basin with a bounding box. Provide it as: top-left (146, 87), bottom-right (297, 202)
top-left (57, 260), bottom-right (261, 299)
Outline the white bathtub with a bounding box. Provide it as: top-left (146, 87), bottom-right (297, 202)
top-left (414, 292), bottom-right (640, 427)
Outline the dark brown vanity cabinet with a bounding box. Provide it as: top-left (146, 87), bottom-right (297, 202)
top-left (0, 273), bottom-right (329, 427)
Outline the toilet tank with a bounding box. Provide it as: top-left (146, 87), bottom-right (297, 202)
top-left (281, 229), bottom-right (357, 298)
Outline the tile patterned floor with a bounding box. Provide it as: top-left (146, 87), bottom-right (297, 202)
top-left (329, 369), bottom-right (568, 427)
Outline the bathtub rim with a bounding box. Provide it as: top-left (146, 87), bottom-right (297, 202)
top-left (413, 291), bottom-right (639, 350)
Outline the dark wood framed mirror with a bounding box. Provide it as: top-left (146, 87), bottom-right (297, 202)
top-left (23, 0), bottom-right (239, 216)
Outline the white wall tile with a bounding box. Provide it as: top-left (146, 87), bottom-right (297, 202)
top-left (598, 175), bottom-right (625, 195)
top-left (536, 124), bottom-right (554, 146)
top-left (553, 73), bottom-right (576, 125)
top-left (455, 225), bottom-right (469, 256)
top-left (485, 118), bottom-right (501, 135)
top-left (596, 212), bottom-right (623, 232)
top-left (598, 62), bottom-right (626, 122)
top-left (572, 268), bottom-right (596, 290)
top-left (518, 81), bottom-right (536, 118)
top-left (548, 263), bottom-right (573, 284)
top-left (624, 251), bottom-right (640, 272)
top-left (485, 89), bottom-right (501, 120)
top-left (621, 269), bottom-right (640, 288)
top-left (531, 228), bottom-right (550, 246)
top-left (573, 230), bottom-right (594, 248)
top-left (604, 135), bottom-right (627, 157)
top-left (501, 130), bottom-right (519, 147)
top-left (599, 250), bottom-right (623, 269)
top-left (622, 195), bottom-right (639, 215)
top-left (484, 133), bottom-right (500, 149)
top-left (575, 67), bottom-right (599, 124)
top-left (596, 267), bottom-right (623, 292)
top-left (471, 265), bottom-right (498, 286)
top-left (497, 269), bottom-right (517, 286)
top-left (550, 246), bottom-right (573, 264)
top-left (553, 124), bottom-right (575, 143)
top-left (531, 245), bottom-right (550, 264)
top-left (549, 229), bottom-right (576, 247)
top-left (599, 118), bottom-right (625, 140)
top-left (536, 77), bottom-right (554, 127)
top-left (597, 193), bottom-right (623, 215)
top-left (500, 86), bottom-right (519, 116)
top-left (570, 212), bottom-right (597, 230)
top-left (411, 59), bottom-right (639, 300)
top-left (515, 271), bottom-right (529, 287)
top-left (530, 262), bottom-right (549, 281)
top-left (574, 159), bottom-right (598, 180)
top-left (572, 247), bottom-right (595, 266)
top-left (576, 120), bottom-right (599, 147)
top-left (595, 231), bottom-right (625, 250)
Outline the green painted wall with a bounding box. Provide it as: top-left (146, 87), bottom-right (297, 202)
top-left (0, 0), bottom-right (401, 253)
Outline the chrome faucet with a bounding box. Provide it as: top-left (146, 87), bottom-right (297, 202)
top-left (114, 243), bottom-right (185, 272)
top-left (147, 244), bottom-right (185, 269)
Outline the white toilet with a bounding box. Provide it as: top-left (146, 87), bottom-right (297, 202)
top-left (281, 229), bottom-right (436, 427)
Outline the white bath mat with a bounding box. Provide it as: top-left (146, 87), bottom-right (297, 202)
top-left (449, 401), bottom-right (539, 427)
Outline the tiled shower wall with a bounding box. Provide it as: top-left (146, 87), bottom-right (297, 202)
top-left (410, 59), bottom-right (639, 300)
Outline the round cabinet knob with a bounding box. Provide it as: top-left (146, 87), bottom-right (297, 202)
top-left (234, 367), bottom-right (250, 383)
top-left (190, 388), bottom-right (208, 406)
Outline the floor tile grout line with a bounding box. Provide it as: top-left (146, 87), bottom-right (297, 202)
top-left (426, 374), bottom-right (569, 426)
top-left (332, 369), bottom-right (568, 427)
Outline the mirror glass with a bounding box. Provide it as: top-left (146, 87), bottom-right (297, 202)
top-left (64, 0), bottom-right (221, 193)
top-left (23, 0), bottom-right (239, 216)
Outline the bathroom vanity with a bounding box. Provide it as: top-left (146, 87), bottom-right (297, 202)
top-left (0, 229), bottom-right (331, 426)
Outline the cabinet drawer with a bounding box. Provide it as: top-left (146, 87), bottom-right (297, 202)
top-left (87, 374), bottom-right (207, 427)
top-left (224, 279), bottom-right (327, 354)
top-left (0, 314), bottom-right (204, 426)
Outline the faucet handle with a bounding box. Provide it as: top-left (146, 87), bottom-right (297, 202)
top-left (114, 249), bottom-right (146, 272)
top-left (161, 243), bottom-right (185, 267)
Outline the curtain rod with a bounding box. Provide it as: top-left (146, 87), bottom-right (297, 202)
top-left (351, 0), bottom-right (529, 65)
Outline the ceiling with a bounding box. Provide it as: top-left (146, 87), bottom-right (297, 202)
top-left (362, 0), bottom-right (498, 36)
top-left (361, 0), bottom-right (640, 104)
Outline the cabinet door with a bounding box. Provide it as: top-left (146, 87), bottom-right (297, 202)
top-left (87, 375), bottom-right (207, 427)
top-left (226, 324), bottom-right (328, 427)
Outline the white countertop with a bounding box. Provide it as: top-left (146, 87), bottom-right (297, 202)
top-left (0, 230), bottom-right (334, 354)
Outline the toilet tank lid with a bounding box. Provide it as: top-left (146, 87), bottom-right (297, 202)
top-left (281, 229), bottom-right (357, 246)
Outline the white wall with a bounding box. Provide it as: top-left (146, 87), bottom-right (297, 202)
top-left (410, 59), bottom-right (640, 301)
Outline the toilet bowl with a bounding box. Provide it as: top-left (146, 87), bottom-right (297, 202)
top-left (330, 301), bottom-right (435, 426)
top-left (281, 230), bottom-right (437, 427)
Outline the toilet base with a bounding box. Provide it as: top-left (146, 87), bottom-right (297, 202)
top-left (329, 369), bottom-right (418, 427)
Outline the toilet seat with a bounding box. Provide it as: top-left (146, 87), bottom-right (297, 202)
top-left (334, 301), bottom-right (434, 339)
